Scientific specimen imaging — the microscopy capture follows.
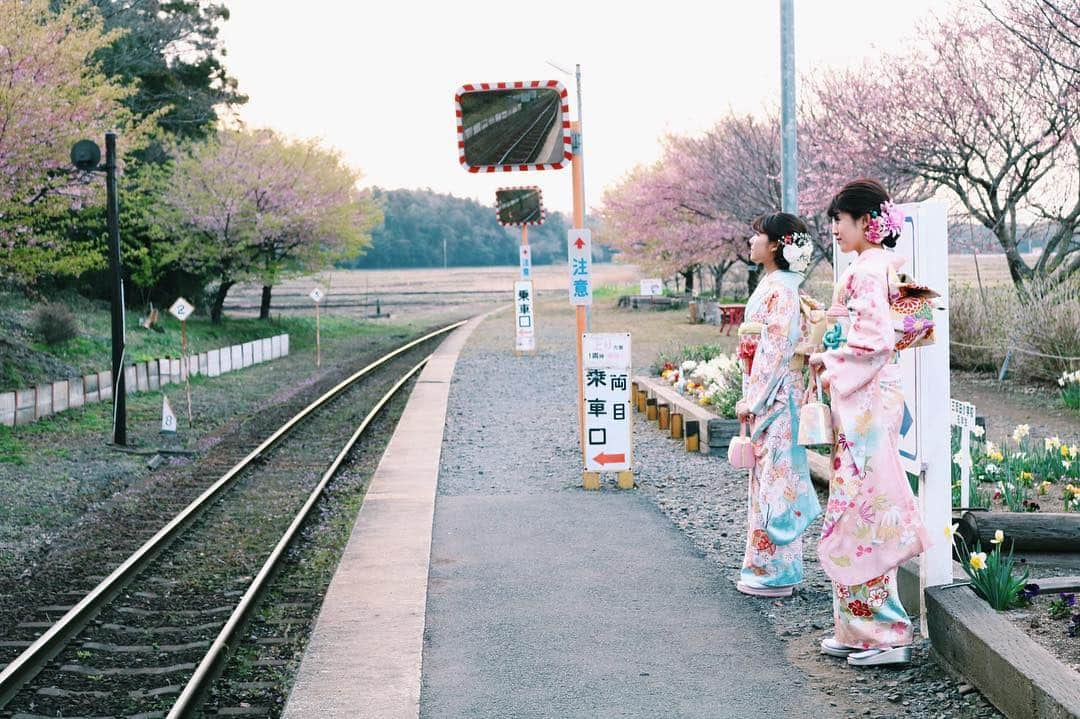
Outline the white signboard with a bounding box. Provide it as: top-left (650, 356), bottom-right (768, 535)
top-left (832, 200), bottom-right (951, 587)
top-left (640, 279), bottom-right (662, 296)
top-left (168, 297), bottom-right (194, 322)
top-left (582, 333), bottom-right (632, 472)
top-left (519, 245), bottom-right (532, 280)
top-left (514, 280), bottom-right (536, 352)
top-left (309, 287), bottom-right (325, 303)
top-left (567, 229), bottom-right (592, 306)
top-left (951, 398), bottom-right (977, 509)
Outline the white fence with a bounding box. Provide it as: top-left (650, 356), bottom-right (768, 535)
top-left (0, 334), bottom-right (289, 427)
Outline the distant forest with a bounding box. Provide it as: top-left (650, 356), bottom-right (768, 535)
top-left (339, 188), bottom-right (612, 269)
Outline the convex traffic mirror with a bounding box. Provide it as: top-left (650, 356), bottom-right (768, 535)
top-left (456, 82), bottom-right (572, 172)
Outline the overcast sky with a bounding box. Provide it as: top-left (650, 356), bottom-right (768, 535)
top-left (218, 0), bottom-right (949, 213)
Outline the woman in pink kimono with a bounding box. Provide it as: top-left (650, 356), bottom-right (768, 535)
top-left (809, 179), bottom-right (930, 667)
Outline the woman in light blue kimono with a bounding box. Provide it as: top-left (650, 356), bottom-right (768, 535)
top-left (734, 212), bottom-right (822, 597)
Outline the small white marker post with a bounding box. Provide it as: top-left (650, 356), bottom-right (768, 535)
top-left (169, 297), bottom-right (195, 426)
top-left (161, 395), bottom-right (177, 434)
top-left (309, 287), bottom-right (325, 367)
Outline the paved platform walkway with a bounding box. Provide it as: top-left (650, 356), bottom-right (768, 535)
top-left (421, 309), bottom-right (827, 718)
top-left (283, 307), bottom-right (829, 718)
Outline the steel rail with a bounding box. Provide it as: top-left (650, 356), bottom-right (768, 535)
top-left (167, 354), bottom-right (431, 717)
top-left (497, 93), bottom-right (560, 165)
top-left (0, 321), bottom-right (466, 709)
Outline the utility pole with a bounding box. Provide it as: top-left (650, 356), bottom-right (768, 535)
top-left (104, 133), bottom-right (127, 445)
top-left (780, 0), bottom-right (798, 214)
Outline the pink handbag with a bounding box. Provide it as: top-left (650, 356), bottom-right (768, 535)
top-left (798, 370), bottom-right (833, 447)
top-left (727, 421), bottom-right (756, 469)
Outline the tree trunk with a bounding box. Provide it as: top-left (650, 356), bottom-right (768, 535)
top-left (259, 285), bottom-right (273, 320)
top-left (681, 268), bottom-right (695, 295)
top-left (712, 268), bottom-right (724, 302)
top-left (210, 280), bottom-right (234, 324)
top-left (959, 511), bottom-right (1080, 553)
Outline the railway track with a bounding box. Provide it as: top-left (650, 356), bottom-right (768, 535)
top-left (497, 92), bottom-right (560, 165)
top-left (0, 322), bottom-right (465, 718)
top-left (465, 92), bottom-right (561, 166)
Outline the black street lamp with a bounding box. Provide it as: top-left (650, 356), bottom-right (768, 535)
top-left (70, 133), bottom-right (126, 445)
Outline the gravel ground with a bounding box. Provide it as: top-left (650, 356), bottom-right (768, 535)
top-left (439, 300), bottom-right (1006, 719)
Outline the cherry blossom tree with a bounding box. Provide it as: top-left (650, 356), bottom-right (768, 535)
top-left (805, 6), bottom-right (1079, 290)
top-left (980, 0), bottom-right (1080, 79)
top-left (0, 0), bottom-right (149, 286)
top-left (166, 129), bottom-right (379, 321)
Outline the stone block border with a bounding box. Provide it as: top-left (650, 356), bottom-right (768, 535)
top-left (0, 334), bottom-right (289, 428)
top-left (927, 582), bottom-right (1080, 718)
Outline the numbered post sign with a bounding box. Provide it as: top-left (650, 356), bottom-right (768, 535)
top-left (567, 229), bottom-right (592, 306)
top-left (161, 395), bottom-right (177, 434)
top-left (951, 398), bottom-right (977, 508)
top-left (169, 297), bottom-right (194, 322)
top-left (309, 287), bottom-right (325, 303)
top-left (582, 333), bottom-right (632, 472)
top-left (514, 280), bottom-right (536, 352)
top-left (640, 279), bottom-right (662, 296)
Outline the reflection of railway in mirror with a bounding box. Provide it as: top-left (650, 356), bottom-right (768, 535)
top-left (496, 190), bottom-right (542, 224)
top-left (461, 89), bottom-right (562, 167)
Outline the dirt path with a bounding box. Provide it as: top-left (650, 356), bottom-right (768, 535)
top-left (951, 370), bottom-right (1079, 445)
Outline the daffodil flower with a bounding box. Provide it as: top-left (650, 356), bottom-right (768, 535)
top-left (991, 529), bottom-right (1004, 545)
top-left (944, 523), bottom-right (959, 539)
top-left (969, 552), bottom-right (987, 571)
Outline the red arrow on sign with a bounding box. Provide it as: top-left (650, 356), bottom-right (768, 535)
top-left (593, 452), bottom-right (625, 465)
top-left (574, 238), bottom-right (585, 249)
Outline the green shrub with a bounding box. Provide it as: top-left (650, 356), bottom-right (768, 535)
top-left (31, 303), bottom-right (79, 345)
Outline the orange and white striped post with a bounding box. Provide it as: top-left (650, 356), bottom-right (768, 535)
top-left (569, 121), bottom-right (597, 489)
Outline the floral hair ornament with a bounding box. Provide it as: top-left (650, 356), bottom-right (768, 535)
top-left (779, 231), bottom-right (813, 273)
top-left (865, 200), bottom-right (905, 245)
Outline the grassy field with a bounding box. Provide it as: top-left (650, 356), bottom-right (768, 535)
top-left (0, 290), bottom-right (417, 392)
top-left (0, 253), bottom-right (1032, 393)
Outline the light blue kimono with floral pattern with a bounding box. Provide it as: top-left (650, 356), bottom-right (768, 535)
top-left (738, 270), bottom-right (823, 588)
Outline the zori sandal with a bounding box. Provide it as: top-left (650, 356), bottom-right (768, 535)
top-left (735, 581), bottom-right (794, 598)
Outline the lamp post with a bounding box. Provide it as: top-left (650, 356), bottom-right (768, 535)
top-left (780, 0), bottom-right (798, 214)
top-left (71, 133), bottom-right (127, 445)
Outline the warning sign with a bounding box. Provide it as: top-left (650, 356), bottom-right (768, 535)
top-left (519, 245), bottom-right (532, 280)
top-left (514, 280), bottom-right (535, 352)
top-left (567, 229), bottom-right (592, 306)
top-left (582, 333), bottom-right (632, 472)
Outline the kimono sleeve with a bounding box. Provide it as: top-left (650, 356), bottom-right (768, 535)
top-left (820, 266), bottom-right (895, 399)
top-left (744, 284), bottom-right (798, 415)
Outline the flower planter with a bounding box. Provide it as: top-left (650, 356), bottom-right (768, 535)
top-left (707, 417), bottom-right (741, 455)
